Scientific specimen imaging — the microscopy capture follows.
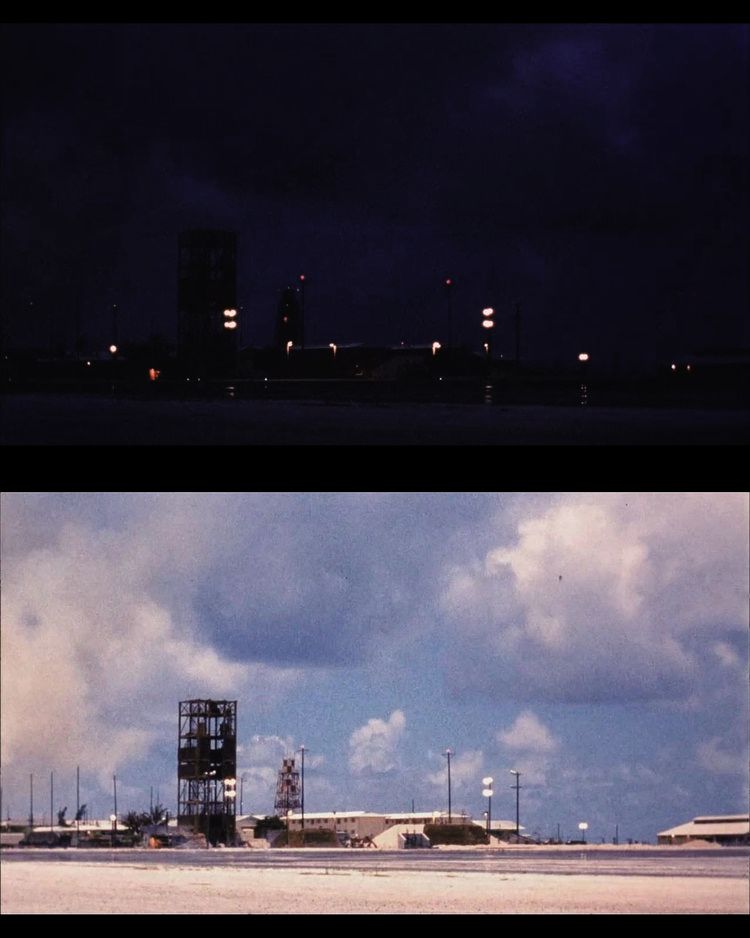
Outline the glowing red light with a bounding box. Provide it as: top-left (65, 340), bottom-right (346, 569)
top-left (445, 278), bottom-right (452, 286)
top-left (299, 274), bottom-right (305, 281)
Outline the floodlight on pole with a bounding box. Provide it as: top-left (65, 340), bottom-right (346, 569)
top-left (578, 821), bottom-right (588, 844)
top-left (482, 776), bottom-right (493, 838)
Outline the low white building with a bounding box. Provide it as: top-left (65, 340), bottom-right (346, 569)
top-left (285, 810), bottom-right (469, 842)
top-left (286, 811), bottom-right (386, 841)
top-left (657, 814), bottom-right (749, 846)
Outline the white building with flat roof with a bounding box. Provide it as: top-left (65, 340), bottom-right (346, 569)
top-left (285, 810), bottom-right (470, 842)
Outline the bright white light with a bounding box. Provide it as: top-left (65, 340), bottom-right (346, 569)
top-left (224, 308), bottom-right (237, 318)
top-left (510, 769), bottom-right (519, 776)
top-left (329, 343), bottom-right (337, 357)
top-left (224, 321), bottom-right (237, 330)
top-left (578, 822), bottom-right (588, 830)
top-left (578, 353), bottom-right (589, 362)
top-left (432, 341), bottom-right (441, 355)
top-left (482, 776), bottom-right (494, 786)
top-left (482, 320), bottom-right (494, 329)
top-left (109, 344), bottom-right (118, 354)
top-left (482, 788), bottom-right (493, 797)
top-left (482, 308), bottom-right (494, 317)
top-left (671, 363), bottom-right (677, 371)
top-left (109, 814), bottom-right (117, 822)
top-left (225, 791), bottom-right (236, 799)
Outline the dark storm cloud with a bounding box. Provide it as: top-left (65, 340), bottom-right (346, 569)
top-left (2, 24), bottom-right (747, 355)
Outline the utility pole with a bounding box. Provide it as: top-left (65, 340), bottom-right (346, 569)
top-left (297, 745), bottom-right (306, 841)
top-left (298, 275), bottom-right (306, 351)
top-left (443, 749), bottom-right (453, 823)
top-left (50, 771), bottom-right (53, 832)
top-left (444, 278), bottom-right (454, 349)
top-left (514, 302), bottom-right (521, 365)
top-left (510, 770), bottom-right (521, 842)
top-left (29, 773), bottom-right (34, 828)
top-left (76, 766), bottom-right (80, 845)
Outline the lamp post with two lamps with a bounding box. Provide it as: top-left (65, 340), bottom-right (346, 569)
top-left (223, 308), bottom-right (238, 375)
top-left (482, 776), bottom-right (493, 840)
top-left (482, 308), bottom-right (494, 360)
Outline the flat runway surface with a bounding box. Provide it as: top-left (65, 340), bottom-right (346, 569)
top-left (2, 393), bottom-right (748, 444)
top-left (3, 847), bottom-right (748, 913)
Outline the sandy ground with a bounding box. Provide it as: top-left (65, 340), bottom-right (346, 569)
top-left (2, 857), bottom-right (748, 914)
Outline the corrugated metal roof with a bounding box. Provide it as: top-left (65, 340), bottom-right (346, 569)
top-left (658, 815), bottom-right (749, 837)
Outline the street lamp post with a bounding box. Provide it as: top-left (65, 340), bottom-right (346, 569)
top-left (510, 770), bottom-right (521, 842)
top-left (443, 749), bottom-right (453, 823)
top-left (482, 777), bottom-right (494, 840)
top-left (578, 821), bottom-right (588, 844)
top-left (578, 352), bottom-right (590, 406)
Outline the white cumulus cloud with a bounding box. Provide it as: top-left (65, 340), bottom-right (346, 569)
top-left (498, 711), bottom-right (560, 753)
top-left (348, 710), bottom-right (406, 775)
top-left (440, 493), bottom-right (749, 703)
top-left (0, 499), bottom-right (298, 798)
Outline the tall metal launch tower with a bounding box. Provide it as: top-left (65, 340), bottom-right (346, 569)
top-left (178, 699), bottom-right (237, 845)
top-left (274, 757), bottom-right (301, 817)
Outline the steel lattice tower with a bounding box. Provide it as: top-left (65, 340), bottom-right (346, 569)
top-left (178, 699), bottom-right (237, 845)
top-left (274, 757), bottom-right (301, 816)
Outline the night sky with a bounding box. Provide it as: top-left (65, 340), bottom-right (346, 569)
top-left (2, 493), bottom-right (748, 842)
top-left (2, 23), bottom-right (748, 366)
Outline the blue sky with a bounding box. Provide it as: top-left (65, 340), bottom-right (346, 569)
top-left (1, 493), bottom-right (747, 842)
